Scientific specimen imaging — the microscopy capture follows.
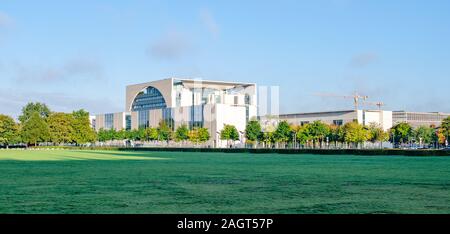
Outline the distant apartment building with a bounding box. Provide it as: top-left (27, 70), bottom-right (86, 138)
top-left (392, 111), bottom-right (450, 128)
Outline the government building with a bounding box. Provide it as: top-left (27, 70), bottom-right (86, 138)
top-left (94, 78), bottom-right (257, 147)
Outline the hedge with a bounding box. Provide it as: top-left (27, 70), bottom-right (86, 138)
top-left (118, 147), bottom-right (450, 156)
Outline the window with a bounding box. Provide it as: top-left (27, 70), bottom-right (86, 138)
top-left (125, 115), bottom-right (131, 131)
top-left (105, 113), bottom-right (114, 130)
top-left (245, 94), bottom-right (250, 105)
top-left (138, 110), bottom-right (149, 129)
top-left (333, 119), bottom-right (343, 126)
top-left (190, 105), bottom-right (204, 129)
top-left (234, 96), bottom-right (238, 105)
top-left (162, 108), bottom-right (174, 130)
top-left (132, 87), bottom-right (167, 111)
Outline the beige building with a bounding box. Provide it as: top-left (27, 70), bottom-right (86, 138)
top-left (392, 111), bottom-right (450, 128)
top-left (268, 109), bottom-right (393, 131)
top-left (94, 112), bottom-right (131, 132)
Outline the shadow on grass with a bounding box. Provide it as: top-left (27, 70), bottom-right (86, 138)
top-left (0, 150), bottom-right (172, 162)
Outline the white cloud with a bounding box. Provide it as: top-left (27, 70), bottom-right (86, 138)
top-left (200, 8), bottom-right (220, 38)
top-left (147, 30), bottom-right (191, 60)
top-left (12, 57), bottom-right (104, 82)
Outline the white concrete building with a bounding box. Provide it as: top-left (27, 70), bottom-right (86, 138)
top-left (125, 78), bottom-right (257, 147)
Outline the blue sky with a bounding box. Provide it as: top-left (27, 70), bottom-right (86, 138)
top-left (1, 0), bottom-right (449, 117)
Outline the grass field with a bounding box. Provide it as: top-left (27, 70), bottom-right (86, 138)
top-left (1, 150), bottom-right (450, 214)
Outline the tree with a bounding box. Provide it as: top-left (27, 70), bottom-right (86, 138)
top-left (328, 124), bottom-right (344, 142)
top-left (414, 126), bottom-right (434, 145)
top-left (47, 112), bottom-right (74, 144)
top-left (305, 120), bottom-right (330, 146)
top-left (188, 127), bottom-right (210, 144)
top-left (157, 121), bottom-right (173, 142)
top-left (21, 112), bottom-right (50, 146)
top-left (18, 102), bottom-right (51, 123)
top-left (197, 128), bottom-right (210, 143)
top-left (245, 120), bottom-right (262, 146)
top-left (274, 121), bottom-right (292, 147)
top-left (342, 121), bottom-right (369, 147)
top-left (220, 124), bottom-right (240, 147)
top-left (367, 123), bottom-right (389, 147)
top-left (145, 127), bottom-right (158, 141)
top-left (71, 109), bottom-right (96, 145)
top-left (97, 128), bottom-right (109, 142)
top-left (0, 114), bottom-right (20, 148)
top-left (261, 131), bottom-right (274, 148)
top-left (390, 122), bottom-right (413, 145)
top-left (295, 124), bottom-right (312, 145)
top-left (175, 124), bottom-right (189, 142)
top-left (441, 117), bottom-right (450, 143)
top-left (432, 128), bottom-right (446, 146)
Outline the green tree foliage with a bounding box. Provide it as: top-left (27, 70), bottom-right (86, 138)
top-left (188, 127), bottom-right (211, 144)
top-left (21, 112), bottom-right (50, 146)
top-left (294, 124), bottom-right (312, 144)
top-left (18, 102), bottom-right (51, 123)
top-left (97, 128), bottom-right (109, 142)
top-left (47, 112), bottom-right (74, 144)
top-left (145, 127), bottom-right (158, 141)
top-left (261, 131), bottom-right (274, 147)
top-left (414, 126), bottom-right (434, 144)
top-left (197, 128), bottom-right (210, 143)
top-left (71, 109), bottom-right (96, 145)
top-left (175, 124), bottom-right (189, 142)
top-left (274, 121), bottom-right (292, 144)
top-left (129, 129), bottom-right (142, 141)
top-left (157, 121), bottom-right (173, 142)
top-left (441, 116), bottom-right (450, 141)
top-left (220, 124), bottom-right (240, 141)
top-left (390, 122), bottom-right (413, 144)
top-left (0, 114), bottom-right (20, 147)
top-left (342, 121), bottom-right (369, 145)
top-left (367, 123), bottom-right (389, 143)
top-left (306, 120), bottom-right (330, 143)
top-left (328, 124), bottom-right (344, 143)
top-left (245, 120), bottom-right (262, 143)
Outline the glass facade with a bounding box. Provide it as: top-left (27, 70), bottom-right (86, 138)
top-left (191, 105), bottom-right (204, 128)
top-left (138, 110), bottom-right (149, 129)
top-left (162, 108), bottom-right (174, 130)
top-left (125, 114), bottom-right (131, 130)
top-left (105, 113), bottom-right (114, 129)
top-left (132, 87), bottom-right (167, 112)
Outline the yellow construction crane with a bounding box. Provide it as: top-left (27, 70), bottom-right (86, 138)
top-left (315, 92), bottom-right (369, 111)
top-left (361, 101), bottom-right (385, 110)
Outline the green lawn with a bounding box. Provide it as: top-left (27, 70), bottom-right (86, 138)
top-left (1, 150), bottom-right (450, 214)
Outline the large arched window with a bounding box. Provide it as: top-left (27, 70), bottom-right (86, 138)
top-left (131, 86), bottom-right (167, 112)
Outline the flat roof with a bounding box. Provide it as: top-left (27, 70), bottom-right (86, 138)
top-left (278, 110), bottom-right (356, 118)
top-left (127, 77), bottom-right (255, 89)
top-left (175, 78), bottom-right (255, 86)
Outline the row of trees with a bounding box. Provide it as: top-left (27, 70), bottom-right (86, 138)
top-left (1, 101), bottom-right (449, 149)
top-left (97, 123), bottom-right (211, 145)
top-left (0, 102), bottom-right (96, 147)
top-left (244, 117), bottom-right (450, 148)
